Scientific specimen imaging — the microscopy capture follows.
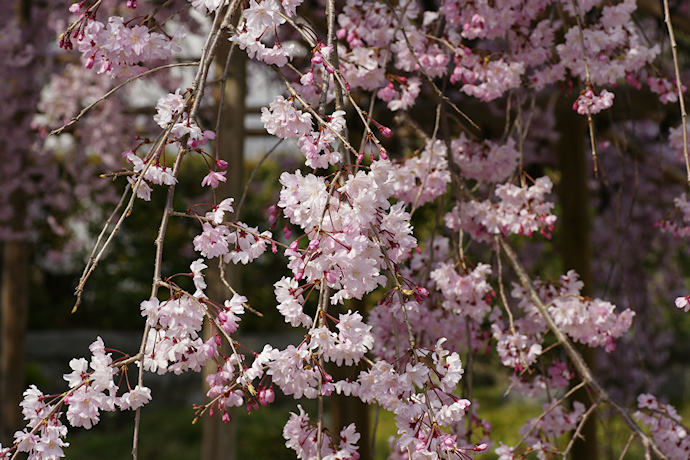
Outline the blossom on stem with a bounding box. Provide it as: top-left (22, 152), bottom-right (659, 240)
top-left (573, 88), bottom-right (615, 115)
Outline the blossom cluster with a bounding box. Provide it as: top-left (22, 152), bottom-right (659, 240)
top-left (139, 294), bottom-right (216, 375)
top-left (556, 0), bottom-right (659, 87)
top-left (430, 262), bottom-right (493, 322)
top-left (12, 337), bottom-right (152, 459)
top-left (451, 133), bottom-right (519, 184)
top-left (74, 16), bottom-right (183, 78)
top-left (231, 0), bottom-right (297, 67)
top-left (510, 270), bottom-right (635, 352)
top-left (367, 235), bottom-right (492, 367)
top-left (283, 405), bottom-right (360, 460)
top-left (657, 193), bottom-right (690, 238)
top-left (391, 139), bottom-right (451, 207)
top-left (20, 0), bottom-right (690, 458)
top-left (261, 96), bottom-right (347, 169)
top-left (123, 150), bottom-right (176, 201)
top-left (355, 341), bottom-right (475, 459)
top-left (573, 88), bottom-right (615, 115)
top-left (193, 200), bottom-right (273, 267)
top-left (634, 393), bottom-right (690, 459)
top-left (447, 176), bottom-right (557, 243)
top-left (204, 311), bottom-right (374, 413)
top-left (648, 76), bottom-right (686, 105)
top-left (495, 400), bottom-right (586, 460)
top-left (450, 50), bottom-right (524, 102)
top-left (277, 160), bottom-right (415, 304)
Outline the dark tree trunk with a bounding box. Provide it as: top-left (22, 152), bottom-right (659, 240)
top-left (0, 0), bottom-right (31, 446)
top-left (556, 96), bottom-right (598, 460)
top-left (201, 26), bottom-right (246, 460)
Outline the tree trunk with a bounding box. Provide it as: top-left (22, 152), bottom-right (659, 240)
top-left (201, 26), bottom-right (246, 460)
top-left (556, 96), bottom-right (598, 460)
top-left (0, 235), bottom-right (28, 445)
top-left (329, 297), bottom-right (371, 459)
top-left (0, 0), bottom-right (31, 446)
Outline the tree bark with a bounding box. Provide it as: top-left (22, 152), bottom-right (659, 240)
top-left (329, 297), bottom-right (371, 459)
top-left (0, 231), bottom-right (28, 446)
top-left (0, 0), bottom-right (31, 446)
top-left (201, 26), bottom-right (246, 460)
top-left (556, 96), bottom-right (598, 460)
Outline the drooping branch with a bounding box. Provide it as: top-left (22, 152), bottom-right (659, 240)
top-left (497, 237), bottom-right (667, 460)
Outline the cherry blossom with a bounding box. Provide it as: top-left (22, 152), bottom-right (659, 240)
top-left (13, 0), bottom-right (690, 458)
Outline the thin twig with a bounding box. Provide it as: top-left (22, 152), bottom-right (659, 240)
top-left (132, 137), bottom-right (189, 459)
top-left (662, 0), bottom-right (690, 183)
top-left (617, 433), bottom-right (635, 460)
top-left (213, 41), bottom-right (238, 137)
top-left (50, 62), bottom-right (199, 136)
top-left (72, 185), bottom-right (130, 312)
top-left (133, 3), bottom-right (243, 456)
top-left (219, 262), bottom-right (263, 317)
top-left (73, 125), bottom-right (174, 312)
top-left (315, 281), bottom-right (330, 460)
top-left (236, 138), bottom-right (284, 217)
top-left (498, 237), bottom-right (667, 460)
top-left (562, 397), bottom-right (603, 458)
top-left (515, 381), bottom-right (586, 447)
top-left (570, 0), bottom-right (600, 177)
top-left (380, 0), bottom-right (478, 132)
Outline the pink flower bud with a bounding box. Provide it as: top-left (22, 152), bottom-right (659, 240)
top-left (268, 204), bottom-right (278, 218)
top-left (301, 70), bottom-right (314, 85)
top-left (265, 386), bottom-right (275, 404)
top-left (69, 2), bottom-right (83, 13)
top-left (258, 387), bottom-right (267, 406)
top-left (378, 125), bottom-right (392, 137)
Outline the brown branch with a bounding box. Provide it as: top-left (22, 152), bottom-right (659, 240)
top-left (50, 62), bottom-right (200, 136)
top-left (662, 0), bottom-right (690, 183)
top-left (497, 237), bottom-right (667, 460)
